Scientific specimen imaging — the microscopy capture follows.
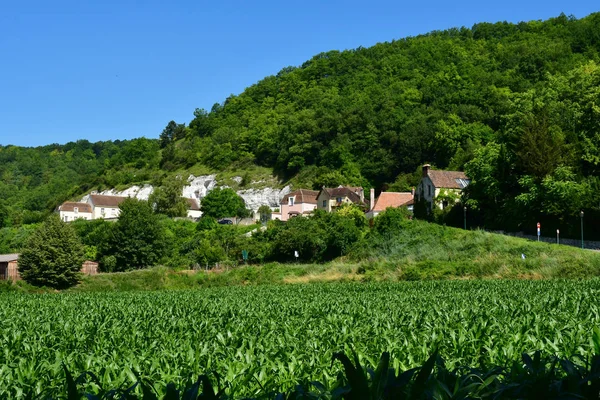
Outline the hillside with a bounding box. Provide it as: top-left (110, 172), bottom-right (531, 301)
top-left (1, 12), bottom-right (600, 235)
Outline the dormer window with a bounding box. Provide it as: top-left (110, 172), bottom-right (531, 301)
top-left (289, 197), bottom-right (295, 206)
top-left (336, 197), bottom-right (343, 203)
top-left (74, 207), bottom-right (78, 213)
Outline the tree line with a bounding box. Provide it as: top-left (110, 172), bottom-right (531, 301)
top-left (1, 12), bottom-right (600, 236)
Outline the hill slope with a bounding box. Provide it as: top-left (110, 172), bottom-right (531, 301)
top-left (1, 12), bottom-right (600, 233)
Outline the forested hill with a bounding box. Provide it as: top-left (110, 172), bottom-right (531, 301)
top-left (2, 12), bottom-right (600, 234)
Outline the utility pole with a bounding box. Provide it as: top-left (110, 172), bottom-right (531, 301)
top-left (580, 211), bottom-right (584, 249)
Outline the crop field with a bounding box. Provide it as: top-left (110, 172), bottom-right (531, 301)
top-left (1, 280), bottom-right (599, 397)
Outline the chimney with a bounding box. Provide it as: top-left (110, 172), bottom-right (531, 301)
top-left (411, 187), bottom-right (415, 197)
top-left (422, 164), bottom-right (431, 178)
top-left (370, 188), bottom-right (375, 211)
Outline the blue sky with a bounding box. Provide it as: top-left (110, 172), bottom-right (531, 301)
top-left (0, 1), bottom-right (597, 147)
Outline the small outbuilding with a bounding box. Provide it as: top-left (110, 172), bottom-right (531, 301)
top-left (0, 254), bottom-right (20, 281)
top-left (0, 254), bottom-right (99, 282)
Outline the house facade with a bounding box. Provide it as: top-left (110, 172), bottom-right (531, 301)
top-left (316, 186), bottom-right (365, 212)
top-left (87, 194), bottom-right (127, 220)
top-left (366, 189), bottom-right (414, 218)
top-left (415, 164), bottom-right (470, 211)
top-left (280, 189), bottom-right (319, 221)
top-left (58, 202), bottom-right (93, 222)
top-left (186, 198), bottom-right (202, 219)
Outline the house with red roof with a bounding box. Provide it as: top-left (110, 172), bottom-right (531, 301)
top-left (58, 202), bottom-right (93, 222)
top-left (415, 164), bottom-right (470, 212)
top-left (279, 189), bottom-right (319, 221)
top-left (366, 189), bottom-right (414, 218)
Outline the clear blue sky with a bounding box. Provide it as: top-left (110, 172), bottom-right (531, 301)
top-left (0, 1), bottom-right (597, 147)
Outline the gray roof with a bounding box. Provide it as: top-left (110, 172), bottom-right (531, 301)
top-left (0, 254), bottom-right (19, 262)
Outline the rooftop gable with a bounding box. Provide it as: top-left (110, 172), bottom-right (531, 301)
top-left (373, 192), bottom-right (414, 212)
top-left (281, 189), bottom-right (319, 205)
top-left (89, 194), bottom-right (128, 208)
top-left (59, 202), bottom-right (93, 213)
top-left (427, 170), bottom-right (469, 189)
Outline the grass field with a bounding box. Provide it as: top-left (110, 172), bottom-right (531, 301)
top-left (2, 280), bottom-right (599, 397)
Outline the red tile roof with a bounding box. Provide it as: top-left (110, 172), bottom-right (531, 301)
top-left (372, 192), bottom-right (414, 212)
top-left (59, 202), bottom-right (93, 213)
top-left (281, 189), bottom-right (319, 205)
top-left (89, 194), bottom-right (128, 207)
top-left (427, 170), bottom-right (469, 189)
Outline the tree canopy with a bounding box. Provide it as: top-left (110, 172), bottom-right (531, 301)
top-left (18, 216), bottom-right (85, 289)
top-left (200, 188), bottom-right (248, 220)
top-left (2, 12), bottom-right (600, 236)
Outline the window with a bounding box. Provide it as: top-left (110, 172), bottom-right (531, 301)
top-left (74, 207), bottom-right (78, 213)
top-left (428, 185), bottom-right (431, 197)
top-left (455, 178), bottom-right (471, 189)
top-left (322, 200), bottom-right (327, 207)
top-left (336, 197), bottom-right (343, 203)
top-left (101, 208), bottom-right (105, 215)
top-left (288, 197), bottom-right (295, 206)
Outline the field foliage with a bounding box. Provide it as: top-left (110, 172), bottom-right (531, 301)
top-left (1, 280), bottom-right (599, 397)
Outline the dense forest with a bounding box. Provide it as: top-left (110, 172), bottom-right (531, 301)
top-left (1, 12), bottom-right (600, 237)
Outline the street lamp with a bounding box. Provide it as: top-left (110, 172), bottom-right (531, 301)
top-left (463, 206), bottom-right (467, 230)
top-left (580, 210), bottom-right (584, 249)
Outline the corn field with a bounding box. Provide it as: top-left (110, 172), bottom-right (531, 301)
top-left (1, 280), bottom-right (599, 398)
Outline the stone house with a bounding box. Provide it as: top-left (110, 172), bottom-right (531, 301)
top-left (415, 164), bottom-right (470, 212)
top-left (316, 186), bottom-right (365, 212)
top-left (366, 188), bottom-right (415, 219)
top-left (279, 189), bottom-right (319, 221)
top-left (58, 202), bottom-right (93, 222)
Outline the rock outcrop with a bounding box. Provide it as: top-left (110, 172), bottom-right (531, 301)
top-left (84, 174), bottom-right (290, 213)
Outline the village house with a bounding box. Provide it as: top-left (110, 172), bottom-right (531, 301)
top-left (316, 186), bottom-right (366, 212)
top-left (0, 254), bottom-right (98, 281)
top-left (366, 188), bottom-right (415, 218)
top-left (87, 194), bottom-right (127, 220)
top-left (279, 189), bottom-right (319, 221)
top-left (186, 198), bottom-right (202, 219)
top-left (58, 202), bottom-right (93, 222)
top-left (415, 164), bottom-right (470, 212)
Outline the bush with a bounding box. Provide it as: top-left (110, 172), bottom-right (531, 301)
top-left (18, 216), bottom-right (85, 289)
top-left (372, 207), bottom-right (412, 236)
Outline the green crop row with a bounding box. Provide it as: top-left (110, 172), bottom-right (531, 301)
top-left (1, 280), bottom-right (599, 397)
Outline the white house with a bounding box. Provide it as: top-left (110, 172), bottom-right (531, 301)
top-left (186, 198), bottom-right (202, 219)
top-left (87, 194), bottom-right (127, 220)
top-left (58, 202), bottom-right (93, 222)
top-left (415, 164), bottom-right (470, 212)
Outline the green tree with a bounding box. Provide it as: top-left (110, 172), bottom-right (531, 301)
top-left (159, 121), bottom-right (187, 148)
top-left (258, 205), bottom-right (272, 224)
top-left (103, 198), bottom-right (165, 271)
top-left (200, 188), bottom-right (248, 220)
top-left (149, 176), bottom-right (188, 218)
top-left (18, 216), bottom-right (85, 289)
